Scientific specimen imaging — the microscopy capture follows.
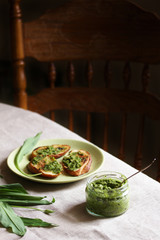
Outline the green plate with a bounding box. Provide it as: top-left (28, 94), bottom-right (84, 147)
top-left (7, 139), bottom-right (104, 184)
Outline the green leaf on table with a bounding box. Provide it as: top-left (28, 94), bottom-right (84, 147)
top-left (21, 217), bottom-right (58, 227)
top-left (0, 192), bottom-right (45, 200)
top-left (0, 183), bottom-right (53, 206)
top-left (0, 198), bottom-right (52, 206)
top-left (0, 183), bottom-right (28, 194)
top-left (14, 132), bottom-right (42, 177)
top-left (11, 205), bottom-right (54, 214)
top-left (0, 183), bottom-right (58, 236)
top-left (0, 202), bottom-right (26, 236)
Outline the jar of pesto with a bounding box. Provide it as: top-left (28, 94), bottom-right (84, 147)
top-left (85, 171), bottom-right (129, 217)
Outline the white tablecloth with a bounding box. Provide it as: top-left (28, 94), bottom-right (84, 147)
top-left (0, 103), bottom-right (159, 240)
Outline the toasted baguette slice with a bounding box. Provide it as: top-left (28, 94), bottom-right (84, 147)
top-left (27, 155), bottom-right (62, 178)
top-left (62, 149), bottom-right (92, 176)
top-left (30, 144), bottom-right (71, 160)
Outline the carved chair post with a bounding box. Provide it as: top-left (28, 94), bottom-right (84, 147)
top-left (10, 0), bottom-right (27, 109)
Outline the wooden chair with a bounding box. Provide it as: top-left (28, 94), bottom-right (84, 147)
top-left (9, 0), bottom-right (160, 181)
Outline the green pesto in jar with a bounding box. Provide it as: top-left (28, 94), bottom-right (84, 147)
top-left (86, 172), bottom-right (129, 217)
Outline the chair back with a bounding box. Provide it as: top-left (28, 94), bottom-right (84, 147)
top-left (9, 0), bottom-right (160, 181)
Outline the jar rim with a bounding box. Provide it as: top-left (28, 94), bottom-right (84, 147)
top-left (86, 171), bottom-right (128, 190)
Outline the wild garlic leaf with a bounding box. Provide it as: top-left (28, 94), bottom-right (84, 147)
top-left (11, 205), bottom-right (54, 214)
top-left (0, 183), bottom-right (58, 236)
top-left (21, 217), bottom-right (58, 227)
top-left (0, 183), bottom-right (28, 194)
top-left (0, 192), bottom-right (45, 200)
top-left (0, 183), bottom-right (53, 205)
top-left (0, 202), bottom-right (26, 236)
top-left (0, 198), bottom-right (52, 206)
top-left (15, 132), bottom-right (42, 177)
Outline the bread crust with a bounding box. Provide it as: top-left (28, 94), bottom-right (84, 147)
top-left (30, 144), bottom-right (71, 160)
top-left (62, 149), bottom-right (92, 176)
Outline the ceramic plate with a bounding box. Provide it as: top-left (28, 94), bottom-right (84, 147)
top-left (7, 139), bottom-right (104, 184)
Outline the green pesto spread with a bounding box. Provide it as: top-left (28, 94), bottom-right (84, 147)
top-left (31, 155), bottom-right (44, 165)
top-left (43, 160), bottom-right (62, 174)
top-left (62, 151), bottom-right (83, 171)
top-left (37, 146), bottom-right (65, 156)
top-left (92, 178), bottom-right (123, 191)
top-left (31, 155), bottom-right (62, 174)
top-left (86, 177), bottom-right (129, 217)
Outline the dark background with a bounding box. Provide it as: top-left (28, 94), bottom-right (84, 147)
top-left (0, 0), bottom-right (160, 103)
top-left (0, 0), bottom-right (160, 180)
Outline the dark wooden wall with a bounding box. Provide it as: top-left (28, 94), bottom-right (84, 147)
top-left (0, 0), bottom-right (160, 180)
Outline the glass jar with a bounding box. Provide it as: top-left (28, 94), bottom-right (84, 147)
top-left (85, 171), bottom-right (129, 217)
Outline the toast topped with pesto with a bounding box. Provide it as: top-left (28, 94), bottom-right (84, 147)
top-left (30, 144), bottom-right (71, 160)
top-left (62, 149), bottom-right (92, 176)
top-left (27, 144), bottom-right (92, 178)
top-left (28, 155), bottom-right (62, 178)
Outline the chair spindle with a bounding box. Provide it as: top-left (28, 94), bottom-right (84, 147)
top-left (10, 0), bottom-right (27, 109)
top-left (157, 154), bottom-right (160, 182)
top-left (103, 61), bottom-right (112, 151)
top-left (86, 61), bottom-right (93, 141)
top-left (67, 62), bottom-right (75, 131)
top-left (135, 64), bottom-right (150, 169)
top-left (49, 62), bottom-right (56, 120)
top-left (49, 62), bottom-right (56, 89)
top-left (118, 62), bottom-right (131, 160)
